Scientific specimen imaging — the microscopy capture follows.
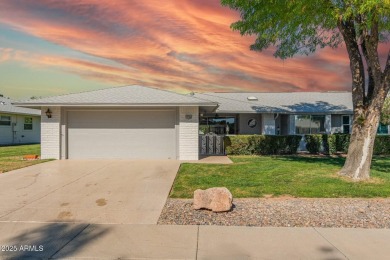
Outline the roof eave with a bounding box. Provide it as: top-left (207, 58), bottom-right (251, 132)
top-left (0, 110), bottom-right (41, 116)
top-left (13, 102), bottom-right (218, 108)
top-left (215, 110), bottom-right (353, 114)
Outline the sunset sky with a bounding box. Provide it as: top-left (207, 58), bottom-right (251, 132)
top-left (0, 0), bottom-right (388, 100)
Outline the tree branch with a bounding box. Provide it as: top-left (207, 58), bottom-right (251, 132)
top-left (362, 19), bottom-right (382, 88)
top-left (361, 41), bottom-right (375, 103)
top-left (384, 51), bottom-right (390, 93)
top-left (337, 17), bottom-right (365, 108)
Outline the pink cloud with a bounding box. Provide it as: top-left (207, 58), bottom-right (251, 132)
top-left (0, 0), bottom-right (388, 94)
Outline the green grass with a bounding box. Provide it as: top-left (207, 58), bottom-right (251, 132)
top-left (170, 155), bottom-right (390, 198)
top-left (0, 144), bottom-right (51, 173)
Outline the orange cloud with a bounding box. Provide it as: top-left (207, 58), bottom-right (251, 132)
top-left (0, 0), bottom-right (388, 94)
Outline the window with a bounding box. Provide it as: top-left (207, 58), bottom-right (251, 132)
top-left (342, 115), bottom-right (350, 134)
top-left (0, 115), bottom-right (11, 126)
top-left (377, 123), bottom-right (389, 135)
top-left (24, 117), bottom-right (33, 130)
top-left (199, 116), bottom-right (236, 135)
top-left (295, 115), bottom-right (326, 134)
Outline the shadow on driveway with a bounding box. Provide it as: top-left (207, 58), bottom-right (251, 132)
top-left (1, 221), bottom-right (110, 259)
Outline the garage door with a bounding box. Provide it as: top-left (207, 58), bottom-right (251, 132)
top-left (67, 110), bottom-right (176, 159)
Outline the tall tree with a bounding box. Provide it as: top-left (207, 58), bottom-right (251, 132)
top-left (222, 0), bottom-right (390, 180)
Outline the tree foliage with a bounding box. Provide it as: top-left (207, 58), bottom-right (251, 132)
top-left (221, 0), bottom-right (390, 59)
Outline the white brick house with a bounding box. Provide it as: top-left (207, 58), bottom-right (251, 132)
top-left (16, 85), bottom-right (386, 160)
top-left (0, 97), bottom-right (41, 145)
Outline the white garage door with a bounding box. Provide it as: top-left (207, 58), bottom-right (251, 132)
top-left (67, 110), bottom-right (176, 159)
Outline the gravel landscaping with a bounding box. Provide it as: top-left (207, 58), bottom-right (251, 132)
top-left (158, 198), bottom-right (390, 228)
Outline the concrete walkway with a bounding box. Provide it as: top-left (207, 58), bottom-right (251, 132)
top-left (0, 223), bottom-right (389, 259)
top-left (183, 155), bottom-right (233, 164)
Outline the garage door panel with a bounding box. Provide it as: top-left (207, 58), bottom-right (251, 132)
top-left (67, 110), bottom-right (176, 159)
top-left (69, 110), bottom-right (175, 129)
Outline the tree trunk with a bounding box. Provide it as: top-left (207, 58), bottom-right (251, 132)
top-left (336, 18), bottom-right (390, 181)
top-left (339, 106), bottom-right (381, 180)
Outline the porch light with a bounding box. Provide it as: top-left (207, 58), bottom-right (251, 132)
top-left (45, 109), bottom-right (52, 118)
top-left (185, 114), bottom-right (192, 120)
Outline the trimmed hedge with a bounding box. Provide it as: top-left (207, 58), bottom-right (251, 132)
top-left (374, 135), bottom-right (390, 155)
top-left (224, 134), bottom-right (390, 156)
top-left (304, 134), bottom-right (322, 154)
top-left (224, 135), bottom-right (302, 155)
top-left (305, 134), bottom-right (389, 155)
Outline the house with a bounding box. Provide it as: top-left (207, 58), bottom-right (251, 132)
top-left (14, 85), bottom-right (388, 160)
top-left (15, 86), bottom-right (217, 160)
top-left (0, 97), bottom-right (41, 145)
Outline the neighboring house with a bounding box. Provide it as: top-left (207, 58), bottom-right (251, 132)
top-left (14, 85), bottom-right (389, 160)
top-left (0, 97), bottom-right (41, 145)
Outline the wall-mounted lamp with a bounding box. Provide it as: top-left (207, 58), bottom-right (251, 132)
top-left (185, 114), bottom-right (192, 120)
top-left (45, 108), bottom-right (52, 118)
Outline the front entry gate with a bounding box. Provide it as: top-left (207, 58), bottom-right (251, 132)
top-left (199, 133), bottom-right (225, 155)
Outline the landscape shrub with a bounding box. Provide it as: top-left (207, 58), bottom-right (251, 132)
top-left (374, 135), bottom-right (390, 155)
top-left (224, 135), bottom-right (253, 155)
top-left (321, 134), bottom-right (336, 154)
top-left (224, 135), bottom-right (301, 155)
top-left (334, 134), bottom-right (350, 153)
top-left (224, 134), bottom-right (390, 155)
top-left (304, 134), bottom-right (322, 154)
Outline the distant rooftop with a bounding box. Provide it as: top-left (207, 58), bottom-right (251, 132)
top-left (13, 85), bottom-right (353, 114)
top-left (0, 97), bottom-right (41, 116)
top-left (194, 92), bottom-right (353, 114)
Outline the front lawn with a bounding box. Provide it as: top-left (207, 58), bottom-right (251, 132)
top-left (170, 156), bottom-right (390, 198)
top-left (0, 144), bottom-right (51, 173)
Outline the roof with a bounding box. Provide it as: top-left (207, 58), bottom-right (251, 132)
top-left (194, 92), bottom-right (353, 114)
top-left (0, 97), bottom-right (41, 116)
top-left (14, 85), bottom-right (217, 107)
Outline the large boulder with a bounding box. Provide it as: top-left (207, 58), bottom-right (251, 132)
top-left (193, 187), bottom-right (233, 212)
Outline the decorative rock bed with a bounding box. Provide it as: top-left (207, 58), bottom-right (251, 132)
top-left (158, 198), bottom-right (390, 228)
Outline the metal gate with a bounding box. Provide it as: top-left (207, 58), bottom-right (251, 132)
top-left (199, 133), bottom-right (225, 155)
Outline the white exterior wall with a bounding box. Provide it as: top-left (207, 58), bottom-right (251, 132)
top-left (0, 113), bottom-right (13, 144)
top-left (288, 115), bottom-right (296, 135)
top-left (261, 113), bottom-right (275, 135)
top-left (0, 113), bottom-right (40, 145)
top-left (325, 114), bottom-right (332, 134)
top-left (238, 114), bottom-right (262, 134)
top-left (179, 106), bottom-right (199, 160)
top-left (41, 106), bottom-right (61, 159)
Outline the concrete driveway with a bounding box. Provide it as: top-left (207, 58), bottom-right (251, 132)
top-left (0, 160), bottom-right (180, 224)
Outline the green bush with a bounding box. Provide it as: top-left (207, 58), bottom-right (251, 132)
top-left (374, 135), bottom-right (390, 155)
top-left (305, 135), bottom-right (322, 154)
top-left (334, 134), bottom-right (350, 153)
top-left (321, 134), bottom-right (336, 155)
top-left (224, 135), bottom-right (301, 155)
top-left (225, 134), bottom-right (390, 155)
top-left (224, 135), bottom-right (253, 155)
